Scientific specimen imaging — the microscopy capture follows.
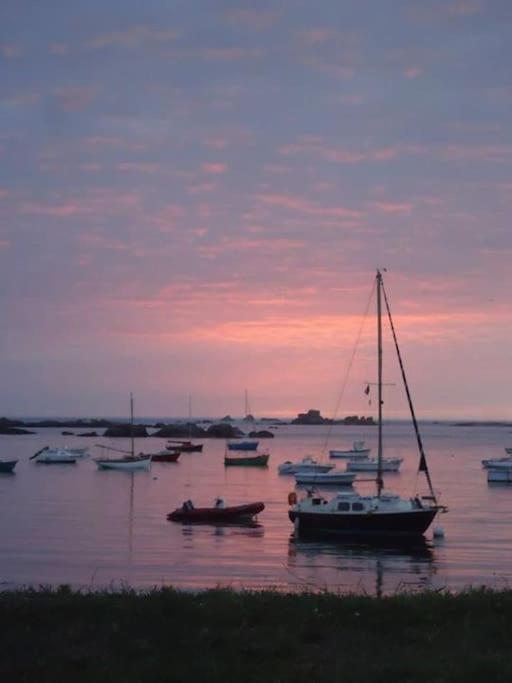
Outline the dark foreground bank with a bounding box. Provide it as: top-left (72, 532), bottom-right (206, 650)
top-left (2, 587), bottom-right (512, 682)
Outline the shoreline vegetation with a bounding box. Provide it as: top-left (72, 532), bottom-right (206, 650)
top-left (2, 587), bottom-right (512, 681)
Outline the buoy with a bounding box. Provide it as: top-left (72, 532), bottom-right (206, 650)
top-left (433, 526), bottom-right (445, 539)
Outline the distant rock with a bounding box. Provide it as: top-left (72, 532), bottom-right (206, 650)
top-left (244, 414), bottom-right (256, 422)
top-left (152, 423), bottom-right (206, 438)
top-left (206, 423), bottom-right (245, 439)
top-left (220, 415), bottom-right (233, 422)
top-left (79, 431), bottom-right (98, 437)
top-left (103, 424), bottom-right (148, 438)
top-left (292, 410), bottom-right (375, 426)
top-left (248, 430), bottom-right (274, 438)
top-left (0, 426), bottom-right (35, 435)
top-left (61, 431), bottom-right (74, 436)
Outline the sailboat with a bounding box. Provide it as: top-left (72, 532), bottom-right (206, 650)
top-left (94, 394), bottom-right (151, 471)
top-left (288, 270), bottom-right (446, 538)
top-left (227, 389), bottom-right (259, 451)
top-left (166, 396), bottom-right (203, 452)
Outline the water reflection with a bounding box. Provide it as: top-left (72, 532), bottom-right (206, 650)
top-left (287, 536), bottom-right (436, 596)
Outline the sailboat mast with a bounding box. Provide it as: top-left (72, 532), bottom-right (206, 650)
top-left (376, 270), bottom-right (384, 497)
top-left (130, 392), bottom-right (134, 458)
top-left (244, 389), bottom-right (248, 419)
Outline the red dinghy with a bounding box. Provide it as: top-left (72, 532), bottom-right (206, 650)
top-left (151, 449), bottom-right (181, 462)
top-left (167, 499), bottom-right (264, 523)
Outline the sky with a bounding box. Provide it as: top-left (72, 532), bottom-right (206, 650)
top-left (1, 0), bottom-right (512, 419)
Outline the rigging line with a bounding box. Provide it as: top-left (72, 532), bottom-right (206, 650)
top-left (380, 279), bottom-right (438, 504)
top-left (320, 279), bottom-right (376, 456)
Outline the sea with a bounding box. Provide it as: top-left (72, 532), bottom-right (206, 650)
top-left (1, 420), bottom-right (511, 596)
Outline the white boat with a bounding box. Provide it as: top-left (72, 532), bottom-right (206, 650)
top-left (329, 441), bottom-right (371, 459)
top-left (295, 470), bottom-right (355, 486)
top-left (482, 456), bottom-right (512, 469)
top-left (63, 447), bottom-right (89, 457)
top-left (289, 271), bottom-right (445, 539)
top-left (346, 457), bottom-right (403, 473)
top-left (487, 461), bottom-right (512, 482)
top-left (278, 456), bottom-right (333, 475)
top-left (94, 394), bottom-right (151, 472)
top-left (31, 447), bottom-right (78, 464)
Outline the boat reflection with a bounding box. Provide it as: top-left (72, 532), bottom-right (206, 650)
top-left (287, 536), bottom-right (437, 597)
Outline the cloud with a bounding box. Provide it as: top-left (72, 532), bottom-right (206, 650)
top-left (87, 26), bottom-right (178, 49)
top-left (404, 67), bottom-right (424, 79)
top-left (200, 162), bottom-right (227, 175)
top-left (297, 28), bottom-right (336, 45)
top-left (280, 138), bottom-right (402, 164)
top-left (49, 43), bottom-right (68, 55)
top-left (226, 9), bottom-right (279, 30)
top-left (440, 145), bottom-right (512, 162)
top-left (54, 86), bottom-right (96, 112)
top-left (1, 44), bottom-right (22, 59)
top-left (118, 162), bottom-right (161, 173)
top-left (173, 47), bottom-right (265, 61)
top-left (371, 202), bottom-right (414, 214)
top-left (257, 193), bottom-right (362, 219)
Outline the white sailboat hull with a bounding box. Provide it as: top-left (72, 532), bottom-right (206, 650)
top-left (295, 471), bottom-right (356, 485)
top-left (278, 457), bottom-right (333, 475)
top-left (95, 457), bottom-right (151, 471)
top-left (487, 467), bottom-right (512, 482)
top-left (346, 458), bottom-right (402, 472)
top-left (329, 450), bottom-right (370, 459)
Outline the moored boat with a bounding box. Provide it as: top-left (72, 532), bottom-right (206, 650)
top-left (346, 457), bottom-right (402, 473)
top-left (167, 440), bottom-right (203, 452)
top-left (0, 459), bottom-right (17, 473)
top-left (329, 441), bottom-right (371, 459)
top-left (294, 470), bottom-right (355, 486)
top-left (31, 447), bottom-right (78, 464)
top-left (227, 440), bottom-right (259, 451)
top-left (289, 271), bottom-right (446, 540)
top-left (482, 456), bottom-right (512, 469)
top-left (167, 499), bottom-right (265, 523)
top-left (487, 461), bottom-right (512, 482)
top-left (278, 456), bottom-right (333, 475)
top-left (95, 454), bottom-right (151, 471)
top-left (224, 452), bottom-right (269, 466)
top-left (150, 449), bottom-right (180, 462)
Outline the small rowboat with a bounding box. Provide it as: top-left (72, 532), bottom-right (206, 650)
top-left (224, 453), bottom-right (269, 467)
top-left (295, 470), bottom-right (356, 486)
top-left (167, 500), bottom-right (265, 523)
top-left (0, 459), bottom-right (17, 473)
top-left (227, 440), bottom-right (259, 451)
top-left (167, 440), bottom-right (203, 452)
top-left (151, 450), bottom-right (180, 462)
top-left (94, 454), bottom-right (152, 471)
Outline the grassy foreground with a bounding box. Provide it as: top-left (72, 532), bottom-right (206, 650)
top-left (2, 587), bottom-right (512, 682)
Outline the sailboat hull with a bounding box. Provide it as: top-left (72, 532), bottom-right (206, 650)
top-left (289, 508), bottom-right (438, 538)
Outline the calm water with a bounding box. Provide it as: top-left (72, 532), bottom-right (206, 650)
top-left (1, 422), bottom-right (512, 595)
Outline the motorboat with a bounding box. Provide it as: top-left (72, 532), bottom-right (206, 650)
top-left (289, 271), bottom-right (446, 539)
top-left (224, 452), bottom-right (269, 466)
top-left (63, 447), bottom-right (89, 457)
top-left (278, 456), bottom-right (333, 475)
top-left (31, 447), bottom-right (78, 464)
top-left (167, 498), bottom-right (264, 523)
top-left (0, 459), bottom-right (17, 473)
top-left (227, 440), bottom-right (259, 451)
top-left (294, 470), bottom-right (356, 486)
top-left (329, 441), bottom-right (371, 459)
top-left (487, 461), bottom-right (512, 482)
top-left (150, 449), bottom-right (180, 462)
top-left (482, 456), bottom-right (512, 469)
top-left (167, 440), bottom-right (203, 452)
top-left (346, 457), bottom-right (402, 473)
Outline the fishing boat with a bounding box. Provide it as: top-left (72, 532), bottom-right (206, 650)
top-left (31, 447), bottom-right (78, 464)
top-left (278, 456), bottom-right (333, 475)
top-left (167, 440), bottom-right (203, 453)
top-left (150, 449), bottom-right (180, 462)
top-left (346, 457), bottom-right (402, 473)
top-left (0, 459), bottom-right (17, 473)
top-left (224, 452), bottom-right (269, 466)
top-left (167, 498), bottom-right (264, 523)
top-left (329, 441), bottom-right (371, 459)
top-left (94, 394), bottom-right (152, 471)
top-left (227, 440), bottom-right (259, 451)
top-left (289, 270), bottom-right (446, 539)
top-left (294, 470), bottom-right (356, 486)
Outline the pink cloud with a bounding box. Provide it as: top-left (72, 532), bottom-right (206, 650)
top-left (404, 67), bottom-right (424, 79)
top-left (200, 162), bottom-right (227, 175)
top-left (1, 44), bottom-right (22, 59)
top-left (203, 137), bottom-right (227, 150)
top-left (118, 162), bottom-right (161, 173)
top-left (20, 191), bottom-right (141, 218)
top-left (0, 188), bottom-right (10, 198)
top-left (87, 26), bottom-right (178, 49)
top-left (54, 86), bottom-right (96, 112)
top-left (0, 240), bottom-right (10, 249)
top-left (49, 43), bottom-right (69, 55)
top-left (1, 91), bottom-right (39, 106)
top-left (79, 163), bottom-right (101, 172)
top-left (280, 139), bottom-right (401, 164)
top-left (440, 144), bottom-right (512, 162)
top-left (257, 193), bottom-right (362, 219)
top-left (194, 47), bottom-right (264, 61)
top-left (371, 201), bottom-right (414, 214)
top-left (298, 28), bottom-right (335, 45)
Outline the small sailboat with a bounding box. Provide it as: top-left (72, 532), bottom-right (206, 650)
top-left (329, 441), bottom-right (371, 459)
top-left (289, 270), bottom-right (446, 539)
top-left (278, 456), bottom-right (333, 475)
top-left (94, 394), bottom-right (151, 471)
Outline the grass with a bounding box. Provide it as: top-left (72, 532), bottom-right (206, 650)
top-left (2, 586), bottom-right (512, 682)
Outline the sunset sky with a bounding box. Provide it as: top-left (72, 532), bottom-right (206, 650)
top-left (1, 1), bottom-right (512, 419)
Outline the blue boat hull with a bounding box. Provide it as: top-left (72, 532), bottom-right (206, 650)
top-left (227, 441), bottom-right (259, 451)
top-left (0, 459), bottom-right (17, 473)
